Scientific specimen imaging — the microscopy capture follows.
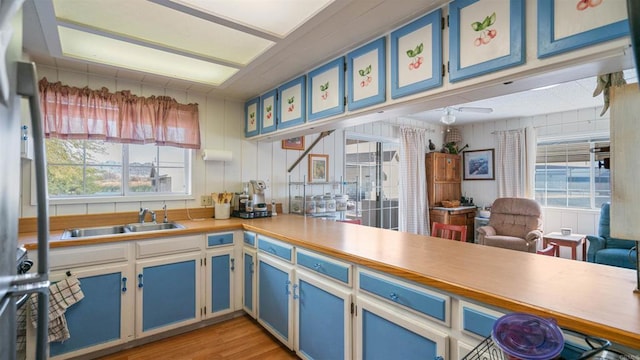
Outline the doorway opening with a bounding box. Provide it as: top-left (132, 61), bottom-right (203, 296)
top-left (345, 134), bottom-right (399, 230)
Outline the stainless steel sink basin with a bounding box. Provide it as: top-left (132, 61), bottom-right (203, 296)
top-left (61, 222), bottom-right (184, 239)
top-left (126, 222), bottom-right (185, 232)
top-left (61, 225), bottom-right (130, 239)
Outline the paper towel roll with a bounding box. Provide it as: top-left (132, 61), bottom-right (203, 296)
top-left (201, 149), bottom-right (232, 162)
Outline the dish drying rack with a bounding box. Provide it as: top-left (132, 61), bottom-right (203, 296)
top-left (461, 328), bottom-right (636, 360)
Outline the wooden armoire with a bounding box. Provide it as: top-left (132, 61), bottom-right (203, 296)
top-left (425, 152), bottom-right (476, 242)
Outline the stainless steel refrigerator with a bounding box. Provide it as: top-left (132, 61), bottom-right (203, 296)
top-left (1, 1), bottom-right (50, 359)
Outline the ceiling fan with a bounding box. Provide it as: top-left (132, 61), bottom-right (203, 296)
top-left (440, 106), bottom-right (493, 125)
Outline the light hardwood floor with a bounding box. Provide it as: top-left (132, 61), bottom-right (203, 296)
top-left (98, 316), bottom-right (298, 360)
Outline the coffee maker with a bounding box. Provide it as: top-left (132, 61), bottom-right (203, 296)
top-left (250, 180), bottom-right (268, 211)
top-left (231, 180), bottom-right (271, 218)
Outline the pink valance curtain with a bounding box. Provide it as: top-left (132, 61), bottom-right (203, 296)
top-left (39, 78), bottom-right (201, 149)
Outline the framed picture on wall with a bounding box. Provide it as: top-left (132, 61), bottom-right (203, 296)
top-left (463, 149), bottom-right (495, 180)
top-left (308, 57), bottom-right (345, 121)
top-left (282, 136), bottom-right (305, 150)
top-left (260, 89), bottom-right (277, 134)
top-left (277, 75), bottom-right (306, 130)
top-left (537, 0), bottom-right (629, 58)
top-left (390, 8), bottom-right (443, 99)
top-left (448, 0), bottom-right (525, 82)
top-left (347, 37), bottom-right (386, 111)
top-left (308, 154), bottom-right (329, 183)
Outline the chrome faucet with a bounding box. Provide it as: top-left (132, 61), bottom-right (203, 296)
top-left (138, 208), bottom-right (156, 223)
top-left (138, 208), bottom-right (147, 223)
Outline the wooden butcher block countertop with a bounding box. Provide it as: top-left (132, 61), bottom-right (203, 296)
top-left (19, 214), bottom-right (640, 350)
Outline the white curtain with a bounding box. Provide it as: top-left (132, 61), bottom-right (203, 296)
top-left (399, 127), bottom-right (428, 234)
top-left (495, 126), bottom-right (537, 198)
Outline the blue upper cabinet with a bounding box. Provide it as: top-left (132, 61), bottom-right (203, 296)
top-left (537, 0), bottom-right (629, 58)
top-left (260, 89), bottom-right (278, 134)
top-left (448, 0), bottom-right (525, 82)
top-left (347, 37), bottom-right (386, 111)
top-left (244, 97), bottom-right (260, 137)
top-left (390, 9), bottom-right (443, 99)
top-left (307, 57), bottom-right (345, 121)
top-left (277, 75), bottom-right (306, 130)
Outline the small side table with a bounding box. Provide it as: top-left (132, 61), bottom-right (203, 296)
top-left (543, 232), bottom-right (587, 261)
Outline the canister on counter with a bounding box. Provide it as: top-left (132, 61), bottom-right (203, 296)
top-left (335, 194), bottom-right (348, 211)
top-left (314, 195), bottom-right (326, 213)
top-left (291, 196), bottom-right (303, 214)
top-left (324, 194), bottom-right (336, 212)
top-left (305, 195), bottom-right (316, 214)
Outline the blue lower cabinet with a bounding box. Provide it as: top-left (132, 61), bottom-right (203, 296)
top-left (136, 253), bottom-right (201, 337)
top-left (357, 296), bottom-right (448, 360)
top-left (258, 254), bottom-right (294, 349)
top-left (206, 248), bottom-right (234, 318)
top-left (295, 271), bottom-right (351, 360)
top-left (49, 263), bottom-right (132, 358)
top-left (243, 249), bottom-right (257, 318)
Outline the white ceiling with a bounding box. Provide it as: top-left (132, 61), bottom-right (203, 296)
top-left (22, 0), bottom-right (637, 127)
top-left (407, 68), bottom-right (638, 125)
top-left (23, 0), bottom-right (449, 98)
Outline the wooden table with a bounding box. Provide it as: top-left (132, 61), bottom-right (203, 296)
top-left (543, 232), bottom-right (587, 261)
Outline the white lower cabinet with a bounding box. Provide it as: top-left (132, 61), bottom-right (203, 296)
top-left (204, 247), bottom-right (236, 318)
top-left (295, 269), bottom-right (352, 360)
top-left (48, 263), bottom-right (135, 360)
top-left (355, 295), bottom-right (448, 360)
top-left (242, 247), bottom-right (257, 318)
top-left (135, 252), bottom-right (202, 338)
top-left (255, 238), bottom-right (355, 359)
top-left (204, 231), bottom-right (241, 319)
top-left (257, 252), bottom-right (295, 349)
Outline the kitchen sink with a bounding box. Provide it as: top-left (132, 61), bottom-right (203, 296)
top-left (61, 225), bottom-right (130, 239)
top-left (126, 222), bottom-right (185, 232)
top-left (61, 222), bottom-right (184, 239)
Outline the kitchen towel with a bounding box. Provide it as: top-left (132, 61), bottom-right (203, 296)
top-left (28, 274), bottom-right (85, 343)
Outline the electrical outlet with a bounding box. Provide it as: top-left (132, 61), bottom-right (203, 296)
top-left (200, 195), bottom-right (212, 206)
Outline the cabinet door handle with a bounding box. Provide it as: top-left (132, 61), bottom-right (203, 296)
top-left (250, 261), bottom-right (254, 274)
top-left (389, 292), bottom-right (399, 301)
top-left (230, 258), bottom-right (235, 271)
top-left (122, 277), bottom-right (127, 293)
top-left (285, 280), bottom-right (291, 295)
top-left (313, 263), bottom-right (322, 271)
top-left (293, 284), bottom-right (299, 300)
top-left (138, 273), bottom-right (144, 288)
top-left (268, 246), bottom-right (277, 255)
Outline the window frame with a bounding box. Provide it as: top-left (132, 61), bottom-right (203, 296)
top-left (33, 140), bottom-right (194, 205)
top-left (535, 133), bottom-right (609, 210)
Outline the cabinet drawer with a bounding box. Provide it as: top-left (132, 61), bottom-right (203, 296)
top-left (459, 300), bottom-right (504, 338)
top-left (243, 231), bottom-right (256, 247)
top-left (359, 270), bottom-right (449, 325)
top-left (258, 235), bottom-right (293, 262)
top-left (296, 249), bottom-right (351, 286)
top-left (207, 232), bottom-right (234, 247)
top-left (136, 235), bottom-right (203, 259)
top-left (49, 243), bottom-right (130, 271)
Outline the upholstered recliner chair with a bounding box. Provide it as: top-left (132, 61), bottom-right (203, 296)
top-left (587, 203), bottom-right (638, 269)
top-left (477, 197), bottom-right (543, 253)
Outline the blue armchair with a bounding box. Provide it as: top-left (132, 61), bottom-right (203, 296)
top-left (587, 203), bottom-right (638, 269)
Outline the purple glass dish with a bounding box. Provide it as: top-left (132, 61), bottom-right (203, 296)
top-left (492, 313), bottom-right (564, 360)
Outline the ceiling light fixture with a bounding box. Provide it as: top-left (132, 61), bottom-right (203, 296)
top-left (440, 108), bottom-right (456, 125)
